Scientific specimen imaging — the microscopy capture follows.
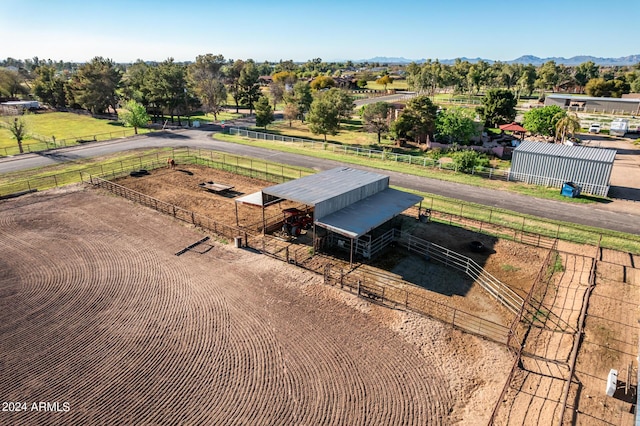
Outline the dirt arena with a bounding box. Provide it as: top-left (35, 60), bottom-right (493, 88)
top-left (3, 163), bottom-right (638, 425)
top-left (0, 187), bottom-right (514, 425)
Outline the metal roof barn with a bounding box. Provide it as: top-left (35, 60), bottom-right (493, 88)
top-left (316, 188), bottom-right (423, 238)
top-left (510, 141), bottom-right (616, 197)
top-left (545, 94), bottom-right (640, 114)
top-left (244, 167), bottom-right (423, 265)
top-left (261, 167), bottom-right (389, 220)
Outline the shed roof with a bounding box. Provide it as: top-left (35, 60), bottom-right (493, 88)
top-left (546, 94), bottom-right (640, 104)
top-left (515, 141), bottom-right (616, 163)
top-left (315, 188), bottom-right (422, 238)
top-left (261, 167), bottom-right (388, 206)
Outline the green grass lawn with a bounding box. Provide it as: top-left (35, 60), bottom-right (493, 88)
top-left (0, 112), bottom-right (150, 156)
top-left (217, 131), bottom-right (610, 205)
top-left (265, 119), bottom-right (388, 147)
top-left (188, 111), bottom-right (243, 123)
top-left (365, 79), bottom-right (409, 91)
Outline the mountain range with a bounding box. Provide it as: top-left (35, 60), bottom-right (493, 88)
top-left (356, 55), bottom-right (640, 66)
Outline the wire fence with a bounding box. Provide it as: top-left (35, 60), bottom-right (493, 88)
top-left (85, 175), bottom-right (248, 243)
top-left (2, 146), bottom-right (639, 254)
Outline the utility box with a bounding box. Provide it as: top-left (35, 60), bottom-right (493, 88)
top-left (606, 369), bottom-right (618, 397)
top-left (561, 182), bottom-right (581, 198)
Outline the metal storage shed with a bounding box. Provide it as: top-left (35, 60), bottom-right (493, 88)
top-left (510, 141), bottom-right (616, 197)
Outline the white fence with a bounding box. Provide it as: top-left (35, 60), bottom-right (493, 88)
top-left (226, 127), bottom-right (611, 196)
top-left (395, 230), bottom-right (524, 314)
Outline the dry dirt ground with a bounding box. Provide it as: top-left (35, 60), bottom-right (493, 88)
top-left (5, 164), bottom-right (637, 425)
top-left (107, 164), bottom-right (640, 424)
top-left (0, 186), bottom-right (513, 425)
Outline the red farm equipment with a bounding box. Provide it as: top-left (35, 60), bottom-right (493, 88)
top-left (280, 208), bottom-right (313, 238)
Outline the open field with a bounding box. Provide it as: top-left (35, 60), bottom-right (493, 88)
top-left (0, 186), bottom-right (513, 425)
top-left (0, 112), bottom-right (147, 156)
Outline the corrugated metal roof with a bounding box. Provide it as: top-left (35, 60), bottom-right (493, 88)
top-left (514, 141), bottom-right (616, 163)
top-left (546, 94), bottom-right (640, 104)
top-left (315, 188), bottom-right (422, 238)
top-left (262, 167), bottom-right (388, 206)
top-left (235, 191), bottom-right (263, 206)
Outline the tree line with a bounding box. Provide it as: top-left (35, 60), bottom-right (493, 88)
top-left (404, 59), bottom-right (640, 99)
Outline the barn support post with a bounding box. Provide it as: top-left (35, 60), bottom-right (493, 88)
top-left (262, 203), bottom-right (266, 235)
top-left (235, 202), bottom-right (239, 227)
top-left (350, 238), bottom-right (354, 268)
top-left (313, 223), bottom-right (316, 253)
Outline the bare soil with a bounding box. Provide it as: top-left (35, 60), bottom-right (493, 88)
top-left (0, 186), bottom-right (513, 425)
top-left (4, 163), bottom-right (635, 425)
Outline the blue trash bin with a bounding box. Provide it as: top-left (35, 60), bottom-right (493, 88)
top-left (561, 182), bottom-right (581, 198)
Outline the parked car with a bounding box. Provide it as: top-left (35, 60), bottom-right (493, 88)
top-left (589, 123), bottom-right (601, 134)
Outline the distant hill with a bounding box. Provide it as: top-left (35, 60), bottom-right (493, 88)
top-left (355, 55), bottom-right (640, 66)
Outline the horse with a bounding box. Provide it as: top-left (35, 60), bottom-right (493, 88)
top-left (167, 158), bottom-right (176, 169)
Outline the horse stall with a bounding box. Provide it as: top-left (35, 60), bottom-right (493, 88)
top-left (319, 216), bottom-right (402, 263)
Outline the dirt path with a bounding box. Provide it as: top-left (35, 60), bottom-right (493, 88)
top-left (0, 187), bottom-right (512, 425)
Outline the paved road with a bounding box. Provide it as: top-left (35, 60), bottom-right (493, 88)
top-left (1, 127), bottom-right (639, 235)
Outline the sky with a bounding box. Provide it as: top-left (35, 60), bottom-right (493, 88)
top-left (1, 0), bottom-right (639, 64)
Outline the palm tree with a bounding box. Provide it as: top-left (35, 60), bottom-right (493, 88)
top-left (555, 112), bottom-right (581, 143)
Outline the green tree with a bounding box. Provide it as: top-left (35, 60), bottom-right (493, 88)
top-left (254, 96), bottom-right (274, 129)
top-left (467, 60), bottom-right (491, 94)
top-left (390, 95), bottom-right (437, 143)
top-left (0, 68), bottom-right (28, 98)
top-left (8, 116), bottom-right (28, 154)
top-left (187, 54), bottom-right (227, 120)
top-left (451, 150), bottom-right (485, 173)
top-left (555, 112), bottom-right (581, 143)
top-left (583, 77), bottom-right (630, 98)
top-left (33, 65), bottom-right (67, 108)
top-left (535, 60), bottom-right (560, 93)
top-left (225, 59), bottom-right (245, 113)
top-left (285, 81), bottom-right (313, 122)
top-left (574, 61), bottom-right (599, 93)
top-left (272, 71), bottom-right (297, 86)
top-left (324, 88), bottom-right (354, 123)
top-left (523, 105), bottom-right (566, 136)
top-left (307, 93), bottom-right (340, 142)
top-left (120, 100), bottom-right (150, 134)
top-left (310, 75), bottom-right (335, 90)
top-left (516, 64), bottom-right (537, 98)
top-left (239, 61), bottom-right (261, 114)
top-left (361, 102), bottom-right (391, 144)
top-left (145, 58), bottom-right (188, 125)
top-left (499, 63), bottom-right (522, 90)
top-left (477, 89), bottom-right (516, 127)
top-left (67, 57), bottom-right (121, 114)
top-left (121, 60), bottom-right (151, 106)
top-left (435, 107), bottom-right (479, 145)
top-left (375, 75), bottom-right (393, 90)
